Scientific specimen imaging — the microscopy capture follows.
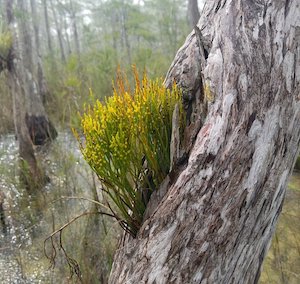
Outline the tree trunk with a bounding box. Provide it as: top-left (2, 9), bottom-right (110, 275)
top-left (5, 0), bottom-right (46, 190)
top-left (0, 0), bottom-right (6, 22)
top-left (43, 0), bottom-right (54, 56)
top-left (187, 0), bottom-right (200, 28)
top-left (120, 2), bottom-right (132, 65)
top-left (4, 0), bottom-right (56, 190)
top-left (50, 0), bottom-right (66, 64)
top-left (69, 0), bottom-right (80, 59)
top-left (63, 14), bottom-right (72, 56)
top-left (109, 1), bottom-right (300, 283)
top-left (30, 0), bottom-right (50, 104)
top-left (17, 0), bottom-right (57, 146)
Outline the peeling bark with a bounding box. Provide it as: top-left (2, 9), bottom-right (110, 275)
top-left (109, 0), bottom-right (300, 283)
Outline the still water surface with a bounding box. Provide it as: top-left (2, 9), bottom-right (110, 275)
top-left (0, 132), bottom-right (114, 283)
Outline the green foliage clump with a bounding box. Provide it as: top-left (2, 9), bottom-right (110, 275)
top-left (77, 70), bottom-right (183, 236)
top-left (0, 30), bottom-right (12, 60)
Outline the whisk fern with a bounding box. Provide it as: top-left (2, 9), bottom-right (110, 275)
top-left (76, 69), bottom-right (184, 236)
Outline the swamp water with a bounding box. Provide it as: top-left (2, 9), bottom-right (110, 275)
top-left (0, 133), bottom-right (118, 283)
top-left (0, 133), bottom-right (299, 283)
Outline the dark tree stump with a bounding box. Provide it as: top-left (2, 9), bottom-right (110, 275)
top-left (25, 113), bottom-right (57, 145)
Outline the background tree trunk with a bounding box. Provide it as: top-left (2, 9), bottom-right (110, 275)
top-left (43, 0), bottom-right (54, 57)
top-left (120, 1), bottom-right (132, 66)
top-left (109, 1), bottom-right (300, 283)
top-left (4, 0), bottom-right (57, 190)
top-left (187, 0), bottom-right (200, 28)
top-left (5, 0), bottom-right (45, 190)
top-left (17, 0), bottom-right (57, 146)
top-left (30, 0), bottom-right (50, 104)
top-left (69, 0), bottom-right (80, 59)
top-left (50, 0), bottom-right (66, 64)
top-left (63, 13), bottom-right (72, 56)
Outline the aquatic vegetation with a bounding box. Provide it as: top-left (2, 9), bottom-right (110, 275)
top-left (77, 69), bottom-right (184, 236)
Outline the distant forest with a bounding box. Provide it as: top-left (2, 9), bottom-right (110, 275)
top-left (0, 0), bottom-right (203, 133)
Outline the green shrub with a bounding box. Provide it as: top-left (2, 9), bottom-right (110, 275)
top-left (76, 70), bottom-right (184, 236)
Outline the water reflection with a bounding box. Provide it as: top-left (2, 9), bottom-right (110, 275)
top-left (0, 132), bottom-right (118, 283)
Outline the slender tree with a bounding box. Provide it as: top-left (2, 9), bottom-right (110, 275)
top-left (42, 0), bottom-right (54, 56)
top-left (16, 0), bottom-right (57, 146)
top-left (63, 11), bottom-right (72, 56)
top-left (50, 0), bottom-right (66, 63)
top-left (109, 0), bottom-right (300, 283)
top-left (120, 0), bottom-right (132, 65)
top-left (30, 0), bottom-right (50, 103)
top-left (187, 0), bottom-right (200, 28)
top-left (69, 0), bottom-right (80, 58)
top-left (4, 0), bottom-right (43, 189)
top-left (0, 0), bottom-right (6, 21)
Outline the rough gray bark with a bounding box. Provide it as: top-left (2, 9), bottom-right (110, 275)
top-left (187, 0), bottom-right (200, 28)
top-left (109, 0), bottom-right (300, 283)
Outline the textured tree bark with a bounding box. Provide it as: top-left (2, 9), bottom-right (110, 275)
top-left (109, 0), bottom-right (300, 283)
